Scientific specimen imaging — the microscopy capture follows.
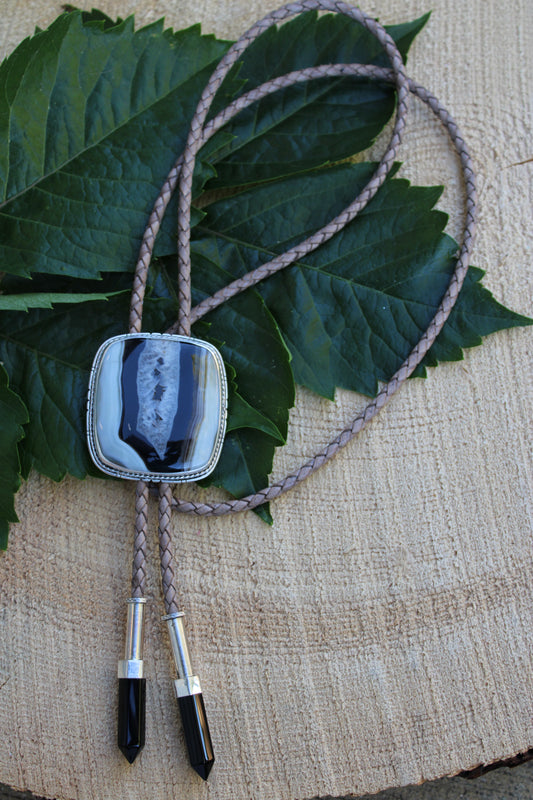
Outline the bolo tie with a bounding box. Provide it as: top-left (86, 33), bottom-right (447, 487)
top-left (85, 0), bottom-right (476, 780)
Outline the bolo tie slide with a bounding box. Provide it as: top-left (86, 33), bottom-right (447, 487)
top-left (85, 0), bottom-right (477, 781)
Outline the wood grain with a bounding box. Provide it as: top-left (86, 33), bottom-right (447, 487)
top-left (0, 1), bottom-right (531, 799)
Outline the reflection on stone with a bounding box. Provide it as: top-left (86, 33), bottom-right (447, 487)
top-left (88, 334), bottom-right (226, 481)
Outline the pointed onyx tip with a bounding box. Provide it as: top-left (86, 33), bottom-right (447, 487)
top-left (178, 692), bottom-right (215, 779)
top-left (192, 758), bottom-right (215, 780)
top-left (119, 744), bottom-right (143, 764)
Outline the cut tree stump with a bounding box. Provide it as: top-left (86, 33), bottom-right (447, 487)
top-left (0, 1), bottom-right (531, 799)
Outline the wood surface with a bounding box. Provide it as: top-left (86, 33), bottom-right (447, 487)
top-left (0, 1), bottom-right (531, 799)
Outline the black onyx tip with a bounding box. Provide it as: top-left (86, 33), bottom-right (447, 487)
top-left (119, 744), bottom-right (143, 764)
top-left (118, 678), bottom-right (146, 764)
top-left (192, 760), bottom-right (214, 781)
top-left (178, 692), bottom-right (215, 780)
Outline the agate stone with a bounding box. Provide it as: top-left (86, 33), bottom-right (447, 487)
top-left (87, 333), bottom-right (227, 482)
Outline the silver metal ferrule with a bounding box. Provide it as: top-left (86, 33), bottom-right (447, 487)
top-left (163, 611), bottom-right (202, 697)
top-left (118, 598), bottom-right (146, 679)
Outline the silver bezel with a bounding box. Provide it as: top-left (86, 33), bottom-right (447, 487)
top-left (86, 332), bottom-right (227, 483)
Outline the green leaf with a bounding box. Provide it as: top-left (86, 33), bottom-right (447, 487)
top-left (62, 7), bottom-right (125, 29)
top-left (227, 389), bottom-right (285, 443)
top-left (192, 162), bottom-right (531, 399)
top-left (205, 11), bottom-right (430, 189)
top-left (0, 291), bottom-right (123, 311)
top-left (0, 294), bottom-right (133, 481)
top-left (222, 358), bottom-right (285, 441)
top-left (0, 7), bottom-right (429, 280)
top-left (415, 267), bottom-right (533, 374)
top-left (0, 283), bottom-right (172, 482)
top-left (0, 364), bottom-right (28, 548)
top-left (0, 12), bottom-right (230, 279)
top-left (0, 284), bottom-right (174, 482)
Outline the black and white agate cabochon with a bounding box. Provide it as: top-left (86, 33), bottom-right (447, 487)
top-left (87, 333), bottom-right (227, 482)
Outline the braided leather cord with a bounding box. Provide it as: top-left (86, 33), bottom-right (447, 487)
top-left (125, 2), bottom-right (476, 616)
top-left (131, 481), bottom-right (149, 596)
top-left (171, 71), bottom-right (477, 515)
top-left (158, 484), bottom-right (179, 615)
top-left (173, 0), bottom-right (409, 339)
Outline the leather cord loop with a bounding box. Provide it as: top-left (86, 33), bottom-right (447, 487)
top-left (126, 3), bottom-right (476, 617)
